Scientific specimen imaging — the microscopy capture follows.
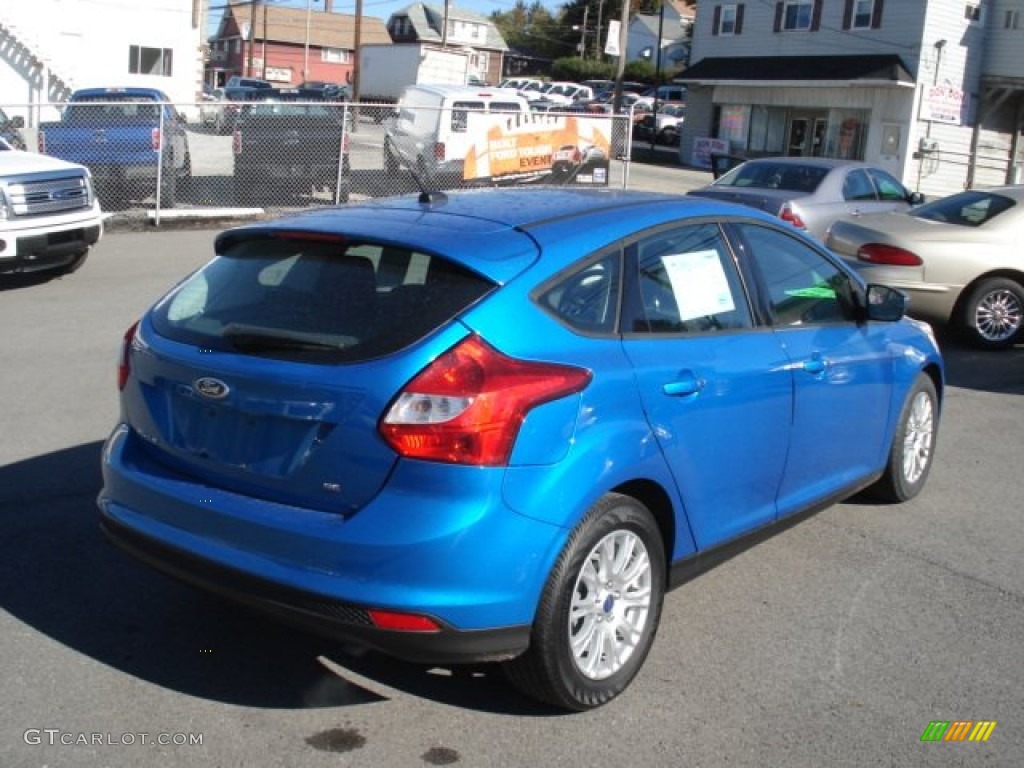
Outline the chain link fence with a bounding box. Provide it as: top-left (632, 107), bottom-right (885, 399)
top-left (4, 99), bottom-right (637, 222)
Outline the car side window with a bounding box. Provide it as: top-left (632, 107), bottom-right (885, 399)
top-left (867, 168), bottom-right (909, 201)
top-left (540, 253), bottom-right (621, 334)
top-left (738, 224), bottom-right (854, 326)
top-left (842, 169), bottom-right (876, 202)
top-left (625, 223), bottom-right (751, 334)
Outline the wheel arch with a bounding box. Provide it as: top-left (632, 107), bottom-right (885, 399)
top-left (949, 268), bottom-right (1024, 323)
top-left (609, 479), bottom-right (676, 578)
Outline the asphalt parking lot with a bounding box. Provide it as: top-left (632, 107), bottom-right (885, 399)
top-left (1, 205), bottom-right (1022, 767)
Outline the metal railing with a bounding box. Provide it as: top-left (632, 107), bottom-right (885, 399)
top-left (4, 99), bottom-right (637, 223)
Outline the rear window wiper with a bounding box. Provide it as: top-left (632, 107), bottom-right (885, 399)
top-left (222, 324), bottom-right (352, 352)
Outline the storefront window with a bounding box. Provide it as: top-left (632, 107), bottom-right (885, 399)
top-left (718, 105), bottom-right (750, 149)
top-left (747, 106), bottom-right (787, 155)
top-left (825, 111), bottom-right (868, 159)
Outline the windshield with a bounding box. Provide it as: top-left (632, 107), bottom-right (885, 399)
top-left (715, 162), bottom-right (827, 193)
top-left (909, 190), bottom-right (1016, 227)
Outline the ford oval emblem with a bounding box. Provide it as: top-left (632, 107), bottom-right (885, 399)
top-left (194, 377), bottom-right (230, 400)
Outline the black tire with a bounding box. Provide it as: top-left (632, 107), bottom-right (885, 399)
top-left (178, 151), bottom-right (193, 198)
top-left (502, 493), bottom-right (666, 711)
top-left (233, 173), bottom-right (258, 207)
top-left (159, 162), bottom-right (177, 208)
top-left (867, 373), bottom-right (939, 503)
top-left (384, 143), bottom-right (399, 175)
top-left (959, 277), bottom-right (1024, 349)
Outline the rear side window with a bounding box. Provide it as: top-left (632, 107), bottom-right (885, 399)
top-left (626, 223), bottom-right (752, 334)
top-left (451, 101), bottom-right (485, 132)
top-left (843, 169), bottom-right (876, 201)
top-left (151, 237), bottom-right (493, 363)
top-left (539, 253), bottom-right (621, 334)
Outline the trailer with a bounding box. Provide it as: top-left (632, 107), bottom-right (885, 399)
top-left (358, 44), bottom-right (471, 103)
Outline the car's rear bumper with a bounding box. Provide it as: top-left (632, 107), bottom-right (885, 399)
top-left (100, 511), bottom-right (531, 664)
top-left (98, 424), bottom-right (562, 662)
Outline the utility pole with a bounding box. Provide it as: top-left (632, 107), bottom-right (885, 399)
top-left (612, 0), bottom-right (630, 113)
top-left (578, 6), bottom-right (589, 59)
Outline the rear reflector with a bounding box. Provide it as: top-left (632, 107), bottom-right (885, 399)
top-left (368, 610), bottom-right (441, 632)
top-left (118, 321), bottom-right (140, 391)
top-left (856, 243), bottom-right (923, 266)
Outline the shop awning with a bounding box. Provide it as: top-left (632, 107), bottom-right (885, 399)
top-left (677, 55), bottom-right (915, 86)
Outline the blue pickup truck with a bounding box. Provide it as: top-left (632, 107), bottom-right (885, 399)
top-left (38, 87), bottom-right (191, 208)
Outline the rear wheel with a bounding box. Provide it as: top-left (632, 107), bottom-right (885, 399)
top-left (503, 493), bottom-right (665, 711)
top-left (159, 161), bottom-right (177, 208)
top-left (867, 373), bottom-right (938, 503)
top-left (959, 277), bottom-right (1024, 349)
top-left (384, 143), bottom-right (399, 175)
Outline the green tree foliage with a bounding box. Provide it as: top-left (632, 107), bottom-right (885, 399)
top-left (490, 1), bottom-right (577, 61)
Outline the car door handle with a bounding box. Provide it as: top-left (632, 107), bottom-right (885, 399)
top-left (802, 356), bottom-right (828, 375)
top-left (663, 372), bottom-right (705, 397)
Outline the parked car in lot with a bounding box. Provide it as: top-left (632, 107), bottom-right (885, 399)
top-left (38, 86), bottom-right (192, 209)
top-left (687, 157), bottom-right (924, 241)
top-left (200, 86), bottom-right (267, 134)
top-left (232, 87), bottom-right (352, 205)
top-left (633, 103), bottom-right (686, 145)
top-left (383, 84), bottom-right (529, 187)
top-left (826, 185), bottom-right (1024, 349)
top-left (99, 188), bottom-right (943, 711)
top-left (299, 80), bottom-right (350, 101)
top-left (0, 139), bottom-right (103, 276)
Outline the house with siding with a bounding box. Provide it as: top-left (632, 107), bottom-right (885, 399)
top-left (677, 0), bottom-right (1024, 198)
top-left (625, 0), bottom-right (695, 70)
top-left (385, 4), bottom-right (510, 86)
top-left (209, 2), bottom-right (391, 90)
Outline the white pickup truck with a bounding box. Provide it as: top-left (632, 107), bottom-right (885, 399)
top-left (0, 138), bottom-right (104, 276)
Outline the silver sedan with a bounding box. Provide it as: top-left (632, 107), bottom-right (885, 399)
top-left (826, 185), bottom-right (1024, 349)
top-left (687, 157), bottom-right (923, 241)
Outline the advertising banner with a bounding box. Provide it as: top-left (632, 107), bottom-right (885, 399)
top-left (691, 137), bottom-right (730, 169)
top-left (463, 112), bottom-right (611, 186)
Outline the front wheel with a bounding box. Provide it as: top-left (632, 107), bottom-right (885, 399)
top-left (867, 373), bottom-right (938, 503)
top-left (503, 494), bottom-right (665, 711)
top-left (959, 277), bottom-right (1024, 349)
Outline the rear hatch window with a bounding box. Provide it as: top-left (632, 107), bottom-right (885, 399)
top-left (134, 235), bottom-right (494, 513)
top-left (151, 235), bottom-right (494, 363)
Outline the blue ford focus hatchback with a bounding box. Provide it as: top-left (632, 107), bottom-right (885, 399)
top-left (99, 188), bottom-right (943, 710)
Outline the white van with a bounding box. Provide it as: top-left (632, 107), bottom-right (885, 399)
top-left (384, 84), bottom-right (530, 185)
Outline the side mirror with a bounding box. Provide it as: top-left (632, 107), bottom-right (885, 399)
top-left (11, 115), bottom-right (24, 129)
top-left (865, 284), bottom-right (907, 322)
top-left (909, 191), bottom-right (926, 205)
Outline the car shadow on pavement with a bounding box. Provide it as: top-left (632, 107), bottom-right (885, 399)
top-left (0, 441), bottom-right (556, 715)
top-left (934, 329), bottom-right (1024, 394)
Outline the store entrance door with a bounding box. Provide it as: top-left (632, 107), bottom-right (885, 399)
top-left (787, 112), bottom-right (827, 156)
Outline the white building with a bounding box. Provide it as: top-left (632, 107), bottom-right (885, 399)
top-left (678, 0), bottom-right (1024, 198)
top-left (0, 0), bottom-right (207, 125)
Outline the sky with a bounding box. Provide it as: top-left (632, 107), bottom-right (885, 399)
top-left (207, 0), bottom-right (565, 34)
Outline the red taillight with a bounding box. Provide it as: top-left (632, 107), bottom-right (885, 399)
top-left (368, 610), bottom-right (441, 633)
top-left (37, 130), bottom-right (46, 154)
top-left (379, 335), bottom-right (591, 466)
top-left (779, 204), bottom-right (806, 229)
top-left (232, 128), bottom-right (242, 154)
top-left (151, 127), bottom-right (161, 152)
top-left (118, 321), bottom-right (139, 391)
top-left (433, 141), bottom-right (445, 161)
top-left (856, 243), bottom-right (923, 266)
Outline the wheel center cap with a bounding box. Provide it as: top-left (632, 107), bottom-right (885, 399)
top-left (602, 595), bottom-right (615, 614)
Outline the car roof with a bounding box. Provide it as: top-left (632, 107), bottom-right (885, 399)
top-left (734, 157), bottom-right (875, 171)
top-left (215, 188), bottom-right (785, 284)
